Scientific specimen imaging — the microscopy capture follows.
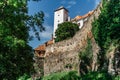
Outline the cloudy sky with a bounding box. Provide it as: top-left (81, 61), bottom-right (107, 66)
top-left (28, 0), bottom-right (101, 49)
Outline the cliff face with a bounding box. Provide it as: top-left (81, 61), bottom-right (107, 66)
top-left (44, 2), bottom-right (102, 75)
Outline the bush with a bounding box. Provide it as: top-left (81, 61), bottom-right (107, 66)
top-left (80, 71), bottom-right (113, 80)
top-left (113, 75), bottom-right (120, 80)
top-left (17, 74), bottom-right (32, 80)
top-left (55, 22), bottom-right (79, 42)
top-left (42, 71), bottom-right (80, 80)
top-left (40, 71), bottom-right (119, 80)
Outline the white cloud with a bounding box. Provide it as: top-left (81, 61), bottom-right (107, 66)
top-left (66, 0), bottom-right (76, 9)
top-left (94, 0), bottom-right (100, 8)
top-left (29, 24), bottom-right (53, 40)
top-left (40, 24), bottom-right (53, 39)
top-left (68, 1), bottom-right (76, 5)
top-left (87, 0), bottom-right (90, 2)
top-left (60, 0), bottom-right (77, 9)
top-left (60, 0), bottom-right (66, 4)
top-left (66, 5), bottom-right (72, 9)
top-left (28, 24), bottom-right (53, 49)
top-left (77, 11), bottom-right (81, 14)
top-left (44, 12), bottom-right (50, 18)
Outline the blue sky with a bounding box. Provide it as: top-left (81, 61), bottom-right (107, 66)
top-left (28, 0), bottom-right (101, 49)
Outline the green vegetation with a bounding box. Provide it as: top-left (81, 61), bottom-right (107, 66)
top-left (42, 71), bottom-right (80, 80)
top-left (40, 71), bottom-right (120, 80)
top-left (55, 22), bottom-right (79, 42)
top-left (0, 0), bottom-right (44, 79)
top-left (92, 0), bottom-right (120, 69)
top-left (80, 71), bottom-right (113, 80)
top-left (17, 74), bottom-right (32, 80)
top-left (79, 38), bottom-right (93, 75)
top-left (92, 0), bottom-right (120, 52)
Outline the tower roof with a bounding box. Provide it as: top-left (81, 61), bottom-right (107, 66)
top-left (55, 6), bottom-right (69, 12)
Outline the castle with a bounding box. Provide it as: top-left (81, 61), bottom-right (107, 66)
top-left (53, 6), bottom-right (94, 38)
top-left (34, 6), bottom-right (94, 57)
top-left (34, 2), bottom-right (102, 76)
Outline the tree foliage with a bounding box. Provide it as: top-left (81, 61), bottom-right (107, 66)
top-left (0, 0), bottom-right (44, 79)
top-left (42, 71), bottom-right (80, 80)
top-left (92, 0), bottom-right (120, 69)
top-left (92, 0), bottom-right (120, 50)
top-left (55, 22), bottom-right (79, 42)
top-left (41, 71), bottom-right (117, 80)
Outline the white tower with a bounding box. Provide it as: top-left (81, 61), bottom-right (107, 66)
top-left (53, 6), bottom-right (69, 38)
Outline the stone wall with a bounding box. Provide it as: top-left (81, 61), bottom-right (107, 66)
top-left (44, 2), bottom-right (102, 75)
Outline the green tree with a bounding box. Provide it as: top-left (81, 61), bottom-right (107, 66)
top-left (92, 0), bottom-right (120, 69)
top-left (0, 0), bottom-right (44, 79)
top-left (92, 0), bottom-right (120, 50)
top-left (55, 22), bottom-right (79, 42)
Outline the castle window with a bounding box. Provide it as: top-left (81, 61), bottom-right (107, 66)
top-left (58, 14), bottom-right (60, 16)
top-left (78, 23), bottom-right (80, 26)
top-left (66, 18), bottom-right (68, 21)
top-left (58, 20), bottom-right (59, 22)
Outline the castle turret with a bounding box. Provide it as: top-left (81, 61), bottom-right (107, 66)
top-left (53, 6), bottom-right (69, 38)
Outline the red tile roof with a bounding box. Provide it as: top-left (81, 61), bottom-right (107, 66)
top-left (34, 39), bottom-right (54, 51)
top-left (34, 44), bottom-right (46, 51)
top-left (47, 40), bottom-right (54, 46)
top-left (72, 10), bottom-right (94, 21)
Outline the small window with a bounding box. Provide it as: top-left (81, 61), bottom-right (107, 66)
top-left (58, 20), bottom-right (59, 22)
top-left (78, 23), bottom-right (80, 26)
top-left (58, 15), bottom-right (60, 16)
top-left (66, 18), bottom-right (68, 21)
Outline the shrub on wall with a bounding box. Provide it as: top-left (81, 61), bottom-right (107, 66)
top-left (55, 22), bottom-right (79, 42)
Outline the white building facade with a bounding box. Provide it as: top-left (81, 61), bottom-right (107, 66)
top-left (53, 6), bottom-right (94, 38)
top-left (53, 6), bottom-right (69, 37)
